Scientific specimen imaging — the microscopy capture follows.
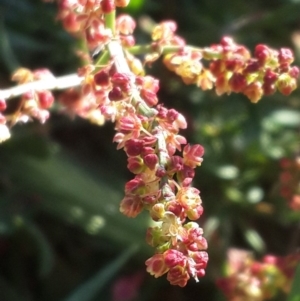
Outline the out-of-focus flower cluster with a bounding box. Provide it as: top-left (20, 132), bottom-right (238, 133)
top-left (162, 35), bottom-right (299, 103)
top-left (217, 248), bottom-right (300, 301)
top-left (0, 68), bottom-right (56, 142)
top-left (54, 0), bottom-right (133, 49)
top-left (279, 156), bottom-right (300, 211)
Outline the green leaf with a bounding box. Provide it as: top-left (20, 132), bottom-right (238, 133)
top-left (244, 228), bottom-right (265, 253)
top-left (287, 263), bottom-right (300, 301)
top-left (62, 244), bottom-right (139, 301)
top-left (22, 220), bottom-right (55, 278)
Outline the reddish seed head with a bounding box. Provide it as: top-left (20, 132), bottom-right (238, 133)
top-left (116, 14), bottom-right (136, 35)
top-left (278, 48), bottom-right (294, 65)
top-left (264, 69), bottom-right (278, 85)
top-left (262, 83), bottom-right (276, 96)
top-left (289, 66), bottom-right (300, 79)
top-left (143, 154), bottom-right (158, 170)
top-left (124, 139), bottom-right (144, 156)
top-left (108, 86), bottom-right (123, 101)
top-left (140, 88), bottom-right (158, 107)
top-left (244, 60), bottom-right (260, 74)
top-left (94, 70), bottom-right (110, 86)
top-left (101, 0), bottom-right (115, 13)
top-left (229, 73), bottom-right (247, 93)
top-left (0, 99), bottom-right (7, 111)
top-left (62, 12), bottom-right (81, 33)
top-left (37, 90), bottom-right (54, 109)
top-left (255, 44), bottom-right (271, 65)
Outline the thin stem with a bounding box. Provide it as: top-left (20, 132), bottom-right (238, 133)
top-left (0, 73), bottom-right (83, 100)
top-left (104, 10), bottom-right (116, 36)
top-left (107, 40), bottom-right (157, 117)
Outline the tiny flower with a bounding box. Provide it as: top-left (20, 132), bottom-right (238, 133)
top-left (276, 73), bottom-right (297, 95)
top-left (94, 70), bottom-right (110, 86)
top-left (164, 249), bottom-right (186, 268)
top-left (278, 48), bottom-right (294, 65)
top-left (183, 144), bottom-right (204, 168)
top-left (243, 82), bottom-right (263, 103)
top-left (176, 187), bottom-right (202, 210)
top-left (37, 90), bottom-right (55, 109)
top-left (124, 139), bottom-right (144, 156)
top-left (254, 44), bottom-right (272, 65)
top-left (120, 195), bottom-right (143, 217)
top-left (109, 86), bottom-right (124, 101)
top-left (167, 266), bottom-right (190, 287)
top-left (140, 89), bottom-right (158, 107)
top-left (145, 254), bottom-right (169, 278)
top-left (101, 0), bottom-right (115, 13)
top-left (229, 73), bottom-right (247, 93)
top-left (125, 177), bottom-right (145, 194)
top-left (150, 203), bottom-right (165, 220)
top-left (143, 154), bottom-right (158, 170)
top-left (116, 14), bottom-right (136, 35)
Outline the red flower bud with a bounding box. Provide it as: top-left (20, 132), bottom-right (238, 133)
top-left (140, 88), bottom-right (158, 107)
top-left (278, 48), bottom-right (294, 65)
top-left (101, 0), bottom-right (115, 13)
top-left (127, 157), bottom-right (144, 174)
top-left (143, 154), bottom-right (158, 170)
top-left (229, 73), bottom-right (247, 93)
top-left (0, 99), bottom-right (7, 111)
top-left (37, 90), bottom-right (54, 109)
top-left (183, 144), bottom-right (204, 168)
top-left (94, 70), bottom-right (110, 86)
top-left (109, 86), bottom-right (123, 101)
top-left (124, 139), bottom-right (144, 156)
top-left (255, 44), bottom-right (271, 65)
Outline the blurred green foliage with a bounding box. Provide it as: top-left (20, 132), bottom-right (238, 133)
top-left (0, 0), bottom-right (300, 300)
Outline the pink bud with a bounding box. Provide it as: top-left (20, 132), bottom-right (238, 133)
top-left (140, 88), bottom-right (158, 107)
top-left (120, 195), bottom-right (143, 217)
top-left (0, 99), bottom-right (7, 111)
top-left (116, 14), bottom-right (136, 35)
top-left (164, 249), bottom-right (186, 268)
top-left (101, 0), bottom-right (115, 13)
top-left (183, 144), bottom-right (204, 168)
top-left (37, 90), bottom-right (54, 109)
top-left (145, 254), bottom-right (169, 278)
top-left (143, 154), bottom-right (158, 170)
top-left (229, 73), bottom-right (247, 93)
top-left (94, 70), bottom-right (110, 86)
top-left (278, 48), bottom-right (294, 65)
top-left (125, 139), bottom-right (144, 156)
top-left (127, 157), bottom-right (144, 174)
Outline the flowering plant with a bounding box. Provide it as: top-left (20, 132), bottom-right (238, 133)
top-left (0, 0), bottom-right (300, 299)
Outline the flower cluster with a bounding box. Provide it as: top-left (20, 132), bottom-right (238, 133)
top-left (163, 36), bottom-right (299, 102)
top-left (55, 0), bottom-right (133, 49)
top-left (0, 68), bottom-right (56, 142)
top-left (1, 0), bottom-right (299, 288)
top-left (217, 249), bottom-right (300, 301)
top-left (53, 1), bottom-right (209, 286)
top-left (279, 156), bottom-right (300, 211)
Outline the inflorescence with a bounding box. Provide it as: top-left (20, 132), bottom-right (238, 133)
top-left (0, 0), bottom-right (299, 287)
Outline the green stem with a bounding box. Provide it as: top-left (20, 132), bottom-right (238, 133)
top-left (104, 10), bottom-right (116, 36)
top-left (127, 45), bottom-right (183, 56)
top-left (94, 50), bottom-right (110, 72)
top-left (107, 40), bottom-right (156, 117)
